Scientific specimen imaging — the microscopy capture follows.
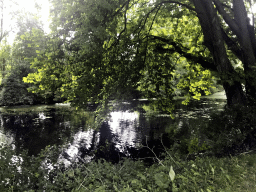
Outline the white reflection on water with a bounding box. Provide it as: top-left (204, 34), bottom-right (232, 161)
top-left (59, 111), bottom-right (139, 166)
top-left (58, 129), bottom-right (97, 166)
top-left (0, 131), bottom-right (13, 146)
top-left (0, 114), bottom-right (13, 146)
top-left (38, 112), bottom-right (47, 120)
top-left (109, 111), bottom-right (139, 151)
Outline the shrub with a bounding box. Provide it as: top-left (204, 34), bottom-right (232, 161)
top-left (1, 140), bottom-right (256, 191)
top-left (203, 104), bottom-right (256, 155)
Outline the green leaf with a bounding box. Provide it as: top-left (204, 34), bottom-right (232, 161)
top-left (187, 46), bottom-right (195, 53)
top-left (169, 166), bottom-right (175, 181)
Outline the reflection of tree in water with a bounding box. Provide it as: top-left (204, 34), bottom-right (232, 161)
top-left (76, 112), bottom-right (176, 165)
top-left (92, 121), bottom-right (126, 163)
top-left (0, 108), bottom-right (75, 156)
top-left (124, 114), bottom-right (174, 164)
top-left (0, 100), bottom-right (226, 166)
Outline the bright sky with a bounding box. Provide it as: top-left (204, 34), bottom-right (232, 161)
top-left (5, 0), bottom-right (51, 44)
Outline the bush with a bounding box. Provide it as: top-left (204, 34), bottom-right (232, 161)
top-left (2, 143), bottom-right (256, 192)
top-left (203, 104), bottom-right (256, 155)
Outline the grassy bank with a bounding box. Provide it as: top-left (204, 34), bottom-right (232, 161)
top-left (1, 144), bottom-right (256, 191)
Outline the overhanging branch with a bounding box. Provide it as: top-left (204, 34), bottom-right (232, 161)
top-left (221, 28), bottom-right (243, 61)
top-left (158, 1), bottom-right (196, 12)
top-left (149, 35), bottom-right (217, 71)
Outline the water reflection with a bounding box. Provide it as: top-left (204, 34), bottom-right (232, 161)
top-left (109, 111), bottom-right (139, 148)
top-left (0, 105), bottom-right (92, 156)
top-left (0, 99), bottom-right (226, 166)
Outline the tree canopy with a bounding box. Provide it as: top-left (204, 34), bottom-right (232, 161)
top-left (23, 0), bottom-right (256, 111)
top-left (0, 8), bottom-right (55, 106)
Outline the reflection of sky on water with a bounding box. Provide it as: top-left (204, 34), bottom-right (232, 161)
top-left (109, 111), bottom-right (138, 149)
top-left (59, 111), bottom-right (139, 166)
top-left (0, 115), bottom-right (13, 146)
top-left (0, 131), bottom-right (13, 145)
top-left (57, 99), bottom-right (226, 166)
top-left (59, 129), bottom-right (98, 166)
top-left (38, 112), bottom-right (47, 120)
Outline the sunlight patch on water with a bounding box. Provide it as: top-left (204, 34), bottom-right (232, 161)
top-left (38, 112), bottom-right (47, 120)
top-left (109, 111), bottom-right (139, 151)
top-left (58, 129), bottom-right (96, 167)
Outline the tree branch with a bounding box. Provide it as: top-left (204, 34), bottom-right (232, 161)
top-left (221, 28), bottom-right (243, 61)
top-left (106, 1), bottom-right (129, 51)
top-left (158, 1), bottom-right (196, 12)
top-left (149, 35), bottom-right (217, 71)
top-left (212, 0), bottom-right (241, 38)
top-left (112, 0), bottom-right (133, 18)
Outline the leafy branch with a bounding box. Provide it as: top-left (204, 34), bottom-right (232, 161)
top-left (149, 35), bottom-right (216, 71)
top-left (158, 0), bottom-right (196, 12)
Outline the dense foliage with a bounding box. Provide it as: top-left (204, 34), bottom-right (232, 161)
top-left (0, 63), bottom-right (42, 106)
top-left (1, 136), bottom-right (256, 191)
top-left (24, 0), bottom-right (217, 111)
top-left (22, 0), bottom-right (256, 110)
top-left (0, 8), bottom-right (62, 105)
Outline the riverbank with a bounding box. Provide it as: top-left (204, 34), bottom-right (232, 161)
top-left (1, 144), bottom-right (255, 191)
top-left (172, 90), bottom-right (227, 100)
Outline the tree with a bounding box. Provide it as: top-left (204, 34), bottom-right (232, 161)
top-left (12, 11), bottom-right (46, 63)
top-left (0, 40), bottom-right (11, 78)
top-left (25, 0), bottom-right (127, 108)
top-left (0, 9), bottom-right (51, 106)
top-left (0, 62), bottom-right (41, 106)
top-left (24, 0), bottom-right (256, 109)
top-left (192, 0), bottom-right (248, 106)
top-left (0, 0), bottom-right (19, 77)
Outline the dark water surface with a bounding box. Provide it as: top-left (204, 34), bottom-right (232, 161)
top-left (0, 97), bottom-right (226, 166)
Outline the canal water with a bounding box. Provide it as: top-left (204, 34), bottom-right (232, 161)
top-left (0, 93), bottom-right (226, 166)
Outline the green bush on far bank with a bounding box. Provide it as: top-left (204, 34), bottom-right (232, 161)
top-left (0, 63), bottom-right (40, 106)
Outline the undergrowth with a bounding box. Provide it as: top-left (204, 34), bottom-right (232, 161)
top-left (1, 143), bottom-right (256, 191)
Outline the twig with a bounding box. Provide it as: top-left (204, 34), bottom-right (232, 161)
top-left (160, 134), bottom-right (180, 168)
top-left (144, 136), bottom-right (165, 167)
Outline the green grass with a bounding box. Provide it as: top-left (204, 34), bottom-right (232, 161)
top-left (1, 144), bottom-right (256, 192)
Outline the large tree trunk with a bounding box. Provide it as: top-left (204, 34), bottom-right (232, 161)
top-left (192, 0), bottom-right (246, 106)
top-left (232, 0), bottom-right (256, 103)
